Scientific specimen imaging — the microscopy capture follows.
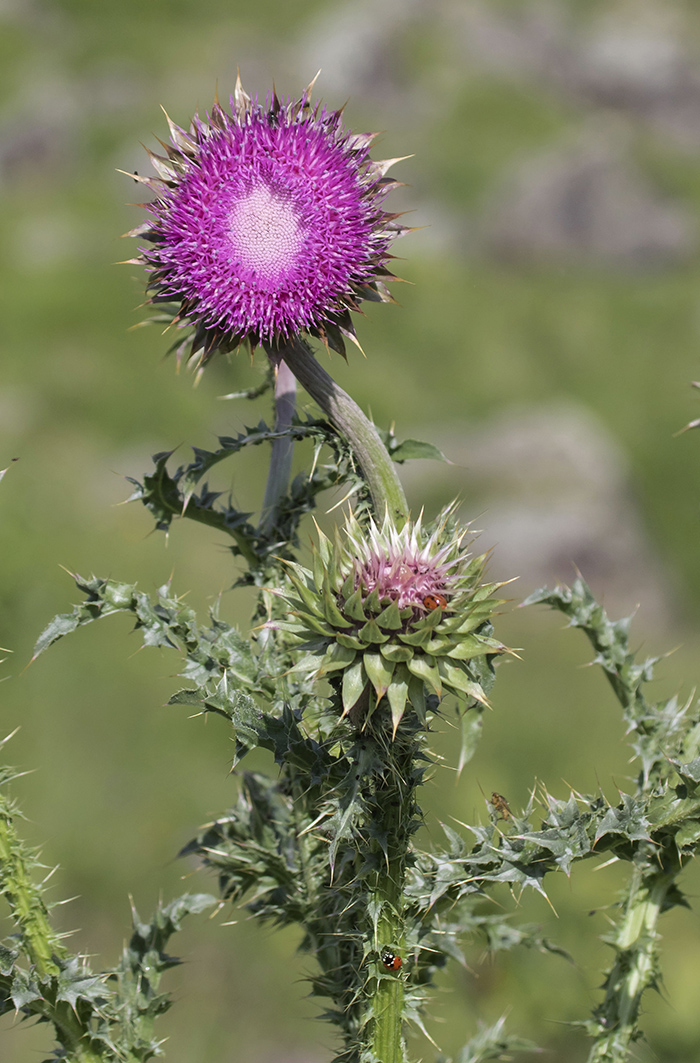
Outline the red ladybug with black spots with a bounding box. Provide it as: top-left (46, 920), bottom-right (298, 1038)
top-left (380, 947), bottom-right (403, 971)
top-left (423, 593), bottom-right (447, 611)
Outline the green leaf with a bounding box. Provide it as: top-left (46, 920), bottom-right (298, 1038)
top-left (397, 627), bottom-right (432, 648)
top-left (406, 654), bottom-right (442, 697)
top-left (408, 675), bottom-right (427, 723)
top-left (54, 957), bottom-right (105, 1009)
top-left (594, 795), bottom-right (651, 845)
top-left (374, 600), bottom-right (404, 631)
top-left (387, 671), bottom-right (410, 734)
top-left (341, 585), bottom-right (368, 623)
top-left (675, 819), bottom-right (700, 850)
top-left (0, 944), bottom-right (18, 977)
top-left (342, 659), bottom-right (366, 713)
top-left (445, 635), bottom-right (503, 660)
top-left (318, 642), bottom-right (357, 675)
top-left (438, 659), bottom-right (487, 703)
top-left (389, 439), bottom-right (448, 463)
top-left (671, 757), bottom-right (700, 785)
top-left (320, 581), bottom-right (352, 629)
top-left (335, 632), bottom-right (364, 651)
top-left (458, 708), bottom-right (484, 775)
top-left (379, 642), bottom-right (414, 663)
top-left (454, 1015), bottom-right (540, 1062)
top-left (10, 970), bottom-right (41, 1010)
top-left (358, 618), bottom-right (390, 644)
top-left (363, 651), bottom-right (395, 699)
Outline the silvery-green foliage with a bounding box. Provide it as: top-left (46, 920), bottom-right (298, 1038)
top-left (23, 522), bottom-right (700, 1063)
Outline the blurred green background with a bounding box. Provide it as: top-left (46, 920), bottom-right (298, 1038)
top-left (3, 0), bottom-right (700, 1060)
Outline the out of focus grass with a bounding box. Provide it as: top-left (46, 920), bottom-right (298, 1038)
top-left (2, 2), bottom-right (700, 1062)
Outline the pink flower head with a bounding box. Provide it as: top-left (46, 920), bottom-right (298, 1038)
top-left (126, 76), bottom-right (408, 366)
top-left (347, 509), bottom-right (466, 614)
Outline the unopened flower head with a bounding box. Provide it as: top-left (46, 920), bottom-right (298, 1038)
top-left (126, 75), bottom-right (408, 366)
top-left (271, 506), bottom-right (508, 733)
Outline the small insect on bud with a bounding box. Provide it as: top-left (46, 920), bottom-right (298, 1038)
top-left (423, 593), bottom-right (447, 611)
top-left (491, 792), bottom-right (511, 820)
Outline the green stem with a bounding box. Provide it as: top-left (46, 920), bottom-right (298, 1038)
top-left (364, 717), bottom-right (418, 1063)
top-left (587, 859), bottom-right (673, 1063)
top-left (0, 796), bottom-right (104, 1062)
top-left (373, 862), bottom-right (405, 1063)
top-left (280, 338), bottom-right (409, 526)
top-left (259, 359), bottom-right (296, 536)
top-left (0, 807), bottom-right (63, 975)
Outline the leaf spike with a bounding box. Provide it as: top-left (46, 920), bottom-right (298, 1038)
top-left (304, 69), bottom-right (321, 100)
top-left (0, 726), bottom-right (20, 750)
top-left (234, 70), bottom-right (251, 117)
top-left (373, 155), bottom-right (415, 177)
top-left (325, 483), bottom-right (362, 513)
top-left (115, 167), bottom-right (161, 189)
top-left (344, 329), bottom-right (365, 356)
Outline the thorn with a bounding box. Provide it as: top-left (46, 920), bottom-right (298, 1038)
top-left (305, 69), bottom-right (321, 98)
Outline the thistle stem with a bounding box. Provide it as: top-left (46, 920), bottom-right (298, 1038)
top-left (373, 865), bottom-right (406, 1063)
top-left (259, 359), bottom-right (297, 536)
top-left (363, 718), bottom-right (417, 1063)
top-left (279, 338), bottom-right (409, 526)
top-left (587, 859), bottom-right (673, 1063)
top-left (0, 809), bottom-right (64, 976)
top-left (0, 793), bottom-right (104, 1062)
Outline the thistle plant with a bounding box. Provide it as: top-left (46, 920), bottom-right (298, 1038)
top-left (3, 73), bottom-right (700, 1063)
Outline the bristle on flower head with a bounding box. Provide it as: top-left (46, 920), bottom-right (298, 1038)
top-left (125, 75), bottom-right (409, 368)
top-left (347, 509), bottom-right (468, 613)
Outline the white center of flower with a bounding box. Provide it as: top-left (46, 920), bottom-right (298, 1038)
top-left (227, 184), bottom-right (304, 278)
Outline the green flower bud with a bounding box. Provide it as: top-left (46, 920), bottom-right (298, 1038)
top-left (269, 506), bottom-right (509, 733)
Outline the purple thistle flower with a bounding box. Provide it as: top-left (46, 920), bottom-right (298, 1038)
top-left (125, 76), bottom-right (409, 366)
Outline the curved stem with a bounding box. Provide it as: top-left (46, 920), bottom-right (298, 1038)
top-left (280, 338), bottom-right (409, 526)
top-left (259, 359), bottom-right (296, 536)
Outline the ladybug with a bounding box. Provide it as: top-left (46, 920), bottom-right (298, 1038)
top-left (380, 947), bottom-right (403, 971)
top-left (423, 593), bottom-right (447, 611)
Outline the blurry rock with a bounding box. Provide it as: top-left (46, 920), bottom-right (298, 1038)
top-left (296, 0), bottom-right (426, 99)
top-left (402, 403), bottom-right (676, 627)
top-left (560, 9), bottom-right (700, 149)
top-left (445, 0), bottom-right (700, 150)
top-left (442, 0), bottom-right (570, 82)
top-left (0, 67), bottom-right (80, 186)
top-left (481, 130), bottom-right (696, 268)
top-left (0, 120), bottom-right (73, 185)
